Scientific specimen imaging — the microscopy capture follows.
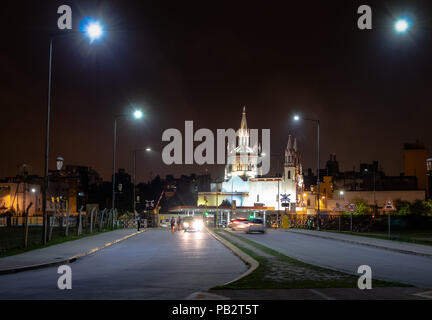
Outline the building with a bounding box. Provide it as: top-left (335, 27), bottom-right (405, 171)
top-left (169, 108), bottom-right (305, 223)
top-left (403, 142), bottom-right (429, 196)
top-left (307, 152), bottom-right (427, 214)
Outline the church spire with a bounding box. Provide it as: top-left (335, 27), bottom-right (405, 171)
top-left (293, 138), bottom-right (297, 152)
top-left (240, 106), bottom-right (247, 130)
top-left (287, 135), bottom-right (292, 150)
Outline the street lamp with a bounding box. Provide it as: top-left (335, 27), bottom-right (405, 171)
top-left (133, 147), bottom-right (152, 215)
top-left (293, 114), bottom-right (321, 229)
top-left (112, 109), bottom-right (144, 214)
top-left (42, 19), bottom-right (104, 244)
top-left (85, 21), bottom-right (104, 41)
top-left (394, 18), bottom-right (410, 33)
top-left (56, 157), bottom-right (64, 171)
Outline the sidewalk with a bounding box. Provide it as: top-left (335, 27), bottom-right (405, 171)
top-left (288, 229), bottom-right (432, 257)
top-left (0, 228), bottom-right (144, 274)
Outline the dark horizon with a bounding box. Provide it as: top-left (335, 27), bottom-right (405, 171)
top-left (1, 0), bottom-right (432, 183)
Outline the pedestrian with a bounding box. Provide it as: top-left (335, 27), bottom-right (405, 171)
top-left (170, 216), bottom-right (176, 233)
top-left (177, 216), bottom-right (181, 231)
top-left (137, 216), bottom-right (141, 231)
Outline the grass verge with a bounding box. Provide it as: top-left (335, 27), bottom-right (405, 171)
top-left (212, 230), bottom-right (410, 290)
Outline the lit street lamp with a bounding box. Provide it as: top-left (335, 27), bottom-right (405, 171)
top-left (112, 109), bottom-right (144, 213)
top-left (133, 147), bottom-right (152, 215)
top-left (42, 18), bottom-right (105, 245)
top-left (293, 114), bottom-right (321, 229)
top-left (394, 18), bottom-right (410, 33)
top-left (56, 157), bottom-right (64, 171)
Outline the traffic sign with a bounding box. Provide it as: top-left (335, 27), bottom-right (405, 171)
top-left (347, 203), bottom-right (357, 212)
top-left (383, 200), bottom-right (396, 211)
top-left (280, 193), bottom-right (290, 203)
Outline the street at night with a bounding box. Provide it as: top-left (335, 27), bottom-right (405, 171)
top-left (1, 0), bottom-right (432, 315)
top-left (0, 229), bottom-right (246, 299)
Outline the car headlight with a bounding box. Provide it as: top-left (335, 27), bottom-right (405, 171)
top-left (193, 220), bottom-right (204, 230)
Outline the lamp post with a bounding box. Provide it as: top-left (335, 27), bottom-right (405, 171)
top-left (427, 158), bottom-right (432, 199)
top-left (294, 115), bottom-right (320, 229)
top-left (364, 168), bottom-right (377, 215)
top-left (42, 20), bottom-right (104, 244)
top-left (133, 147), bottom-right (151, 215)
top-left (112, 109), bottom-right (143, 213)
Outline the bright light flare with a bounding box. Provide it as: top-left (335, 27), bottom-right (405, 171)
top-left (86, 22), bottom-right (103, 40)
top-left (293, 115), bottom-right (300, 121)
top-left (394, 19), bottom-right (409, 33)
top-left (133, 109), bottom-right (143, 119)
top-left (193, 219), bottom-right (204, 231)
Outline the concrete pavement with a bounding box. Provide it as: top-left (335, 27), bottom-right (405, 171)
top-left (0, 229), bottom-right (145, 274)
top-left (210, 287), bottom-right (431, 300)
top-left (288, 229), bottom-right (432, 257)
top-left (232, 229), bottom-right (432, 288)
top-left (0, 229), bottom-right (247, 299)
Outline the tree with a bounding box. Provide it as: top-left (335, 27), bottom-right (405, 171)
top-left (352, 199), bottom-right (371, 215)
top-left (394, 200), bottom-right (411, 216)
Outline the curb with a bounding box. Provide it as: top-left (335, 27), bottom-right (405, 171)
top-left (288, 229), bottom-right (432, 258)
top-left (185, 291), bottom-right (230, 300)
top-left (0, 229), bottom-right (146, 275)
top-left (206, 228), bottom-right (259, 286)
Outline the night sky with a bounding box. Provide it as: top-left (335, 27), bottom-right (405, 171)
top-left (1, 0), bottom-right (432, 183)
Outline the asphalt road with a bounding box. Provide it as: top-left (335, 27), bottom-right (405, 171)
top-left (0, 229), bottom-right (246, 299)
top-left (232, 229), bottom-right (432, 289)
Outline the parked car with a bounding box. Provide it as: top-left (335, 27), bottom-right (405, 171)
top-left (230, 218), bottom-right (249, 231)
top-left (245, 218), bottom-right (265, 233)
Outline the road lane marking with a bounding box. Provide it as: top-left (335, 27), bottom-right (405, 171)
top-left (309, 289), bottom-right (335, 300)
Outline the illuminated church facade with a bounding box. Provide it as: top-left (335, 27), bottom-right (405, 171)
top-left (196, 107), bottom-right (305, 217)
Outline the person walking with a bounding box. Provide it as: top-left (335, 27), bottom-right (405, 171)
top-left (137, 216), bottom-right (141, 231)
top-left (170, 216), bottom-right (176, 233)
top-left (177, 216), bottom-right (181, 231)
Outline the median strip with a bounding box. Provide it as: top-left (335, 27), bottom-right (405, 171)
top-left (206, 227), bottom-right (259, 285)
top-left (210, 230), bottom-right (406, 290)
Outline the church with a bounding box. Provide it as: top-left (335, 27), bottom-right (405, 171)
top-left (193, 107), bottom-right (306, 223)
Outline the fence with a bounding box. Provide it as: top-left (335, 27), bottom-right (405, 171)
top-left (284, 213), bottom-right (432, 234)
top-left (0, 208), bottom-right (129, 255)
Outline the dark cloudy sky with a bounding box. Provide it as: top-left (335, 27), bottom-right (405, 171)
top-left (1, 0), bottom-right (432, 183)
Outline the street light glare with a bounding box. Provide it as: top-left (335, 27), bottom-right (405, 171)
top-left (85, 21), bottom-right (103, 40)
top-left (293, 115), bottom-right (300, 121)
top-left (145, 147), bottom-right (151, 152)
top-left (133, 109), bottom-right (143, 119)
top-left (394, 19), bottom-right (409, 33)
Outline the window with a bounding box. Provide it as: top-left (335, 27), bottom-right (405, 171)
top-left (307, 199), bottom-right (311, 206)
top-left (288, 171), bottom-right (291, 179)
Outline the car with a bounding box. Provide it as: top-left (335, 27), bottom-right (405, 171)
top-left (160, 221), bottom-right (170, 228)
top-left (230, 218), bottom-right (249, 231)
top-left (182, 217), bottom-right (205, 232)
top-left (245, 218), bottom-right (265, 233)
